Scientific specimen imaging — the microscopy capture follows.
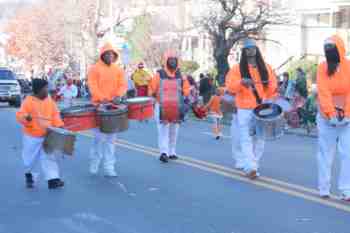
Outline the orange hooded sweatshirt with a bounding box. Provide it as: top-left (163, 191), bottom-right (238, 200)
top-left (317, 35), bottom-right (350, 119)
top-left (16, 96), bottom-right (64, 137)
top-left (148, 51), bottom-right (191, 102)
top-left (88, 43), bottom-right (127, 103)
top-left (225, 62), bottom-right (278, 109)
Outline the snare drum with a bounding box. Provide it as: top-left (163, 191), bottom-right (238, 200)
top-left (61, 104), bottom-right (97, 132)
top-left (253, 103), bottom-right (285, 141)
top-left (126, 97), bottom-right (154, 120)
top-left (97, 104), bottom-right (129, 134)
top-left (43, 127), bottom-right (76, 156)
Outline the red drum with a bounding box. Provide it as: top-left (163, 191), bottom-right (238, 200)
top-left (126, 97), bottom-right (154, 120)
top-left (61, 104), bottom-right (97, 132)
top-left (159, 69), bottom-right (184, 123)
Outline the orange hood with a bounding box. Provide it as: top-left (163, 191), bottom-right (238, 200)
top-left (325, 35), bottom-right (346, 63)
top-left (99, 43), bottom-right (120, 63)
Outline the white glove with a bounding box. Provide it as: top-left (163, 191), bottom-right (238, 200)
top-left (329, 117), bottom-right (338, 127)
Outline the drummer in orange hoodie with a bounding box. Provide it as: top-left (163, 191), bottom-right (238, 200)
top-left (16, 79), bottom-right (65, 190)
top-left (88, 43), bottom-right (127, 177)
top-left (225, 39), bottom-right (278, 179)
top-left (149, 51), bottom-right (190, 163)
top-left (316, 35), bottom-right (350, 201)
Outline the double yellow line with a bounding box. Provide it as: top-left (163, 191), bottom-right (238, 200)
top-left (80, 133), bottom-right (350, 213)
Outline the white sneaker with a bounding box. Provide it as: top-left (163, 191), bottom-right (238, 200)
top-left (104, 170), bottom-right (118, 178)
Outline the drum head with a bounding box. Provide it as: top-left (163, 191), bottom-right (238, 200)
top-left (126, 97), bottom-right (152, 104)
top-left (61, 104), bottom-right (96, 114)
top-left (254, 103), bottom-right (282, 119)
top-left (98, 104), bottom-right (128, 116)
top-left (48, 127), bottom-right (75, 136)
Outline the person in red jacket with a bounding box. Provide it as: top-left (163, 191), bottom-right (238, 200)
top-left (16, 79), bottom-right (65, 189)
top-left (316, 35), bottom-right (350, 201)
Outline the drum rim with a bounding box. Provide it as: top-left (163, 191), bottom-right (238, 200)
top-left (97, 105), bottom-right (128, 116)
top-left (47, 127), bottom-right (76, 136)
top-left (61, 104), bottom-right (97, 114)
top-left (253, 103), bottom-right (283, 120)
top-left (126, 97), bottom-right (153, 104)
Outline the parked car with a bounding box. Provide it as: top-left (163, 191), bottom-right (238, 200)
top-left (0, 68), bottom-right (22, 107)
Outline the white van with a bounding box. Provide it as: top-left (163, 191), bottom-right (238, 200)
top-left (0, 68), bottom-right (22, 107)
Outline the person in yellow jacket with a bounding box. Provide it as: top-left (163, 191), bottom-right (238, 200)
top-left (16, 79), bottom-right (65, 190)
top-left (316, 35), bottom-right (350, 201)
top-left (88, 43), bottom-right (127, 177)
top-left (132, 62), bottom-right (151, 97)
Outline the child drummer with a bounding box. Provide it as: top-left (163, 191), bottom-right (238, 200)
top-left (149, 51), bottom-right (190, 163)
top-left (16, 79), bottom-right (65, 190)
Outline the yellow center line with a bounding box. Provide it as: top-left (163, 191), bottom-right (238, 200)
top-left (78, 132), bottom-right (350, 213)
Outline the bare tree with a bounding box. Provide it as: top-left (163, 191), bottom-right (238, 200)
top-left (200, 0), bottom-right (288, 85)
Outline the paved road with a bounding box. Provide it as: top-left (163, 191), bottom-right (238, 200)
top-left (1, 104), bottom-right (350, 233)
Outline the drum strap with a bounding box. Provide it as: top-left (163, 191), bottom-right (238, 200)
top-left (250, 81), bottom-right (262, 105)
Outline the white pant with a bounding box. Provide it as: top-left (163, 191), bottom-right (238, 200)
top-left (317, 114), bottom-right (350, 196)
top-left (90, 129), bottom-right (117, 173)
top-left (231, 113), bottom-right (244, 168)
top-left (237, 109), bottom-right (265, 172)
top-left (22, 134), bottom-right (60, 181)
top-left (155, 104), bottom-right (180, 156)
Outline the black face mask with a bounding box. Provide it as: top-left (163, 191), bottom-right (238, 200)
top-left (166, 57), bottom-right (178, 71)
top-left (324, 45), bottom-right (340, 76)
top-left (101, 52), bottom-right (116, 66)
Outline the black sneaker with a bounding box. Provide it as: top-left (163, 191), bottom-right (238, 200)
top-left (25, 173), bottom-right (34, 189)
top-left (48, 179), bottom-right (65, 190)
top-left (159, 153), bottom-right (169, 163)
top-left (169, 155), bottom-right (178, 160)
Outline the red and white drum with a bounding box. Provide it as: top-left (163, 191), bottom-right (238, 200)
top-left (126, 97), bottom-right (154, 120)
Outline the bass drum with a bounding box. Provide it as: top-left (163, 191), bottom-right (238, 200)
top-left (253, 103), bottom-right (285, 141)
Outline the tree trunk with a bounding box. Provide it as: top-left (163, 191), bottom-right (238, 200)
top-left (213, 35), bottom-right (230, 86)
top-left (215, 52), bottom-right (230, 86)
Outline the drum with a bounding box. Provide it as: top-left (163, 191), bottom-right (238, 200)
top-left (61, 104), bottom-right (97, 132)
top-left (253, 103), bottom-right (285, 140)
top-left (97, 104), bottom-right (129, 134)
top-left (43, 127), bottom-right (76, 156)
top-left (126, 97), bottom-right (154, 120)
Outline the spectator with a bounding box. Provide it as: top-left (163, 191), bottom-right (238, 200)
top-left (131, 62), bottom-right (151, 97)
top-left (199, 73), bottom-right (212, 104)
top-left (295, 68), bottom-right (308, 99)
top-left (279, 72), bottom-right (289, 96)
